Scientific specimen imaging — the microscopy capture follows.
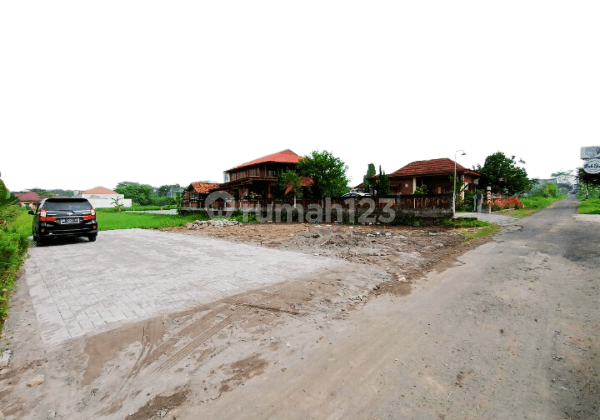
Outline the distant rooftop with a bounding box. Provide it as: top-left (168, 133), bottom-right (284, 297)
top-left (81, 186), bottom-right (118, 195)
top-left (227, 149), bottom-right (303, 172)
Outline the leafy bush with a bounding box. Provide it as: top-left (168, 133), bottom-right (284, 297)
top-left (577, 183), bottom-right (599, 200)
top-left (528, 181), bottom-right (560, 198)
top-left (0, 207), bottom-right (31, 327)
top-left (228, 210), bottom-right (259, 223)
top-left (414, 185), bottom-right (429, 195)
top-left (442, 218), bottom-right (489, 228)
top-left (461, 191), bottom-right (475, 211)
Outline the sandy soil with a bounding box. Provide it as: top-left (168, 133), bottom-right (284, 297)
top-left (0, 222), bottom-right (488, 419)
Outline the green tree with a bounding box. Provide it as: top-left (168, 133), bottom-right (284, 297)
top-left (277, 171), bottom-right (304, 199)
top-left (551, 170), bottom-right (572, 178)
top-left (374, 165), bottom-right (391, 196)
top-left (363, 163), bottom-right (376, 190)
top-left (0, 180), bottom-right (17, 208)
top-left (157, 184), bottom-right (181, 197)
top-left (475, 152), bottom-right (533, 194)
top-left (115, 183), bottom-right (154, 205)
top-left (296, 151), bottom-right (350, 198)
top-left (576, 167), bottom-right (600, 199)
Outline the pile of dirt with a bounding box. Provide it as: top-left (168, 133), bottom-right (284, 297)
top-left (186, 219), bottom-right (240, 229)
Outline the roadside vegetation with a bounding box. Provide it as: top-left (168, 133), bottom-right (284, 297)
top-left (576, 174), bottom-right (600, 214)
top-left (578, 199), bottom-right (600, 214)
top-left (442, 217), bottom-right (501, 243)
top-left (0, 181), bottom-right (31, 332)
top-left (490, 177), bottom-right (567, 218)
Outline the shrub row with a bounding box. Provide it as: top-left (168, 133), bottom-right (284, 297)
top-left (0, 206), bottom-right (31, 328)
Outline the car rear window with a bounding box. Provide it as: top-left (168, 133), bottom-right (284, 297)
top-left (44, 200), bottom-right (92, 212)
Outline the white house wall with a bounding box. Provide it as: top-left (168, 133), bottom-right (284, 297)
top-left (87, 198), bottom-right (132, 208)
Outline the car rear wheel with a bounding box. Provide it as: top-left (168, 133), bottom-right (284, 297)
top-left (88, 234), bottom-right (97, 242)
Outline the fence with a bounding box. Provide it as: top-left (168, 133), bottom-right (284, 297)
top-left (181, 193), bottom-right (453, 220)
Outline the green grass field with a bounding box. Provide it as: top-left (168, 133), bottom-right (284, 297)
top-left (97, 212), bottom-right (208, 231)
top-left (578, 198), bottom-right (600, 215)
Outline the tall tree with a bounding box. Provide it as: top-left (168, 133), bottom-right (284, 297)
top-left (296, 150), bottom-right (350, 198)
top-left (475, 152), bottom-right (533, 194)
top-left (363, 163), bottom-right (376, 190)
top-left (374, 165), bottom-right (391, 196)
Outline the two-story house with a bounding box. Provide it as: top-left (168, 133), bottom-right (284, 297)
top-left (222, 149), bottom-right (305, 199)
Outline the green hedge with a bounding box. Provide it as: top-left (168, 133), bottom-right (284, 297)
top-left (0, 207), bottom-right (31, 327)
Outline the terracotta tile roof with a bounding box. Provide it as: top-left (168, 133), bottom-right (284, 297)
top-left (82, 186), bottom-right (118, 195)
top-left (227, 149), bottom-right (302, 171)
top-left (390, 158), bottom-right (480, 177)
top-left (16, 192), bottom-right (43, 202)
top-left (188, 183), bottom-right (222, 194)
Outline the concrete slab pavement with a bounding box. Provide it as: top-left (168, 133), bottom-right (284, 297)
top-left (24, 229), bottom-right (346, 346)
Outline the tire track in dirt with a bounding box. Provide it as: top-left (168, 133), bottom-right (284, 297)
top-left (158, 308), bottom-right (252, 371)
top-left (127, 303), bottom-right (233, 379)
top-left (129, 292), bottom-right (269, 377)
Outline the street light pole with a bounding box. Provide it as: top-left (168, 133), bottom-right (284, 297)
top-left (453, 149), bottom-right (466, 214)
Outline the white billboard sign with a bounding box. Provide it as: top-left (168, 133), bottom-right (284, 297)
top-left (583, 158), bottom-right (600, 174)
top-left (581, 146), bottom-right (600, 160)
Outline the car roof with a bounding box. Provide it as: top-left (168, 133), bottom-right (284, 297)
top-left (45, 198), bottom-right (90, 201)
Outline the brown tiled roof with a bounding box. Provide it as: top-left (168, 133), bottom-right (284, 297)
top-left (16, 192), bottom-right (43, 202)
top-left (188, 183), bottom-right (222, 194)
top-left (227, 149), bottom-right (302, 171)
top-left (82, 186), bottom-right (118, 194)
top-left (390, 158), bottom-right (480, 177)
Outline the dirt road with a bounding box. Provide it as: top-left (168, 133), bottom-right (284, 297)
top-left (178, 196), bottom-right (599, 419)
top-left (1, 197), bottom-right (598, 419)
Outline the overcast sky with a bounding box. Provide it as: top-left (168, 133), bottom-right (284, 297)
top-left (1, 1), bottom-right (599, 192)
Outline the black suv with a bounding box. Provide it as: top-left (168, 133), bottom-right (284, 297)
top-left (29, 198), bottom-right (98, 245)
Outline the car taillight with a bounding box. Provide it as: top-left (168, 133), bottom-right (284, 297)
top-left (40, 209), bottom-right (56, 222)
top-left (83, 215), bottom-right (95, 220)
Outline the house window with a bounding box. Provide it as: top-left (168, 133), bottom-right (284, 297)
top-left (250, 169), bottom-right (256, 177)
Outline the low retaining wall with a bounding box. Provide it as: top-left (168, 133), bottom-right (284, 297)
top-left (87, 198), bottom-right (133, 208)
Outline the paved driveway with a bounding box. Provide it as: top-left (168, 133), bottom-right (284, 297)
top-left (25, 229), bottom-right (345, 346)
